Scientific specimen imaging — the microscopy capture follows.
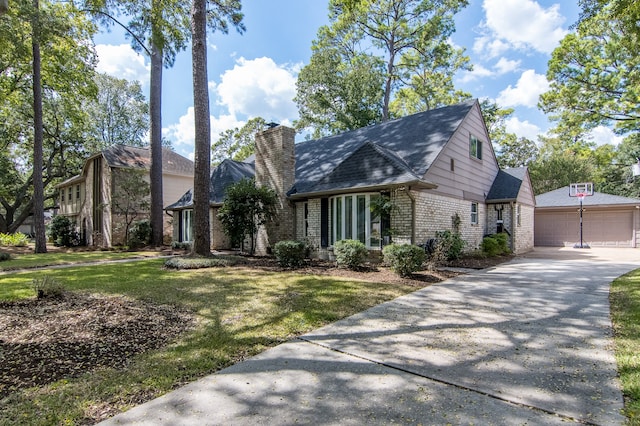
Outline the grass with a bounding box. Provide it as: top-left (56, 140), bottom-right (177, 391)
top-left (0, 250), bottom-right (165, 272)
top-left (0, 258), bottom-right (420, 425)
top-left (610, 268), bottom-right (640, 425)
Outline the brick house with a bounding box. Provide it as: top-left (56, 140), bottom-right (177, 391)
top-left (167, 99), bottom-right (535, 256)
top-left (56, 145), bottom-right (194, 246)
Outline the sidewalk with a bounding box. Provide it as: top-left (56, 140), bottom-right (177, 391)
top-left (101, 250), bottom-right (638, 425)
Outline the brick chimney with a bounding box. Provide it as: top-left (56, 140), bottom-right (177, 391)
top-left (254, 125), bottom-right (296, 255)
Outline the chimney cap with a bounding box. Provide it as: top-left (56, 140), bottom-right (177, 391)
top-left (266, 122), bottom-right (279, 129)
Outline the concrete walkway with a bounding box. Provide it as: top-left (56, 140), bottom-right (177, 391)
top-left (102, 248), bottom-right (638, 425)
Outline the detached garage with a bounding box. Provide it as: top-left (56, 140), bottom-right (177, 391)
top-left (535, 187), bottom-right (640, 248)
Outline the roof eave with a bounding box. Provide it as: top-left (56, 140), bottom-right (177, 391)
top-left (288, 179), bottom-right (436, 200)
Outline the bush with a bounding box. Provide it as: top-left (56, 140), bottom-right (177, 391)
top-left (482, 232), bottom-right (510, 256)
top-left (434, 230), bottom-right (466, 261)
top-left (0, 232), bottom-right (30, 247)
top-left (171, 241), bottom-right (192, 250)
top-left (0, 252), bottom-right (10, 261)
top-left (333, 239), bottom-right (368, 269)
top-left (32, 276), bottom-right (66, 299)
top-left (383, 244), bottom-right (426, 277)
top-left (48, 216), bottom-right (80, 247)
top-left (164, 255), bottom-right (242, 270)
top-left (127, 220), bottom-right (152, 248)
top-left (273, 240), bottom-right (307, 268)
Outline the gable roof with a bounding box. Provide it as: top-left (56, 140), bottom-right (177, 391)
top-left (165, 159), bottom-right (255, 210)
top-left (290, 99), bottom-right (476, 196)
top-left (536, 186), bottom-right (640, 208)
top-left (486, 167), bottom-right (527, 202)
top-left (101, 145), bottom-right (194, 176)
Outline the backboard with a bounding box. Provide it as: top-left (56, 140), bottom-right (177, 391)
top-left (569, 182), bottom-right (594, 197)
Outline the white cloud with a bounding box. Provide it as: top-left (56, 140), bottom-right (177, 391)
top-left (460, 57), bottom-right (521, 83)
top-left (216, 56), bottom-right (298, 121)
top-left (494, 57), bottom-right (521, 74)
top-left (479, 0), bottom-right (568, 55)
top-left (587, 126), bottom-right (624, 146)
top-left (497, 70), bottom-right (550, 108)
top-left (95, 44), bottom-right (150, 85)
top-left (473, 35), bottom-right (510, 59)
top-left (460, 64), bottom-right (494, 83)
top-left (505, 117), bottom-right (542, 140)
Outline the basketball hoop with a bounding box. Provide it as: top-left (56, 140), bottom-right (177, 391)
top-left (576, 192), bottom-right (585, 200)
top-left (569, 183), bottom-right (593, 249)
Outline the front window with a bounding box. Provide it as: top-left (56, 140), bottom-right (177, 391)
top-left (471, 203), bottom-right (478, 225)
top-left (330, 193), bottom-right (387, 249)
top-left (76, 184), bottom-right (81, 200)
top-left (68, 187), bottom-right (72, 201)
top-left (181, 210), bottom-right (193, 242)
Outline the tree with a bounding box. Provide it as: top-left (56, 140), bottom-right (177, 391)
top-left (211, 117), bottom-right (266, 165)
top-left (85, 73), bottom-right (149, 150)
top-left (217, 178), bottom-right (276, 255)
top-left (0, 0), bottom-right (97, 238)
top-left (189, 0), bottom-right (243, 256)
top-left (540, 2), bottom-right (639, 137)
top-left (110, 168), bottom-right (150, 245)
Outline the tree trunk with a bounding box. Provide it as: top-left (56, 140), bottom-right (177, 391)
top-left (31, 0), bottom-right (46, 253)
top-left (149, 39), bottom-right (164, 246)
top-left (190, 0), bottom-right (211, 256)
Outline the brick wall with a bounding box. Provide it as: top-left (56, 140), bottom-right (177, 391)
top-left (255, 126), bottom-right (297, 255)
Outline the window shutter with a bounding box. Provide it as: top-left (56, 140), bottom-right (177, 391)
top-left (478, 140), bottom-right (482, 159)
top-left (320, 198), bottom-right (329, 248)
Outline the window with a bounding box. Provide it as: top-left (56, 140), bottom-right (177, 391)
top-left (470, 135), bottom-right (482, 160)
top-left (181, 210), bottom-right (193, 242)
top-left (76, 184), bottom-right (81, 200)
top-left (61, 190), bottom-right (65, 202)
top-left (450, 158), bottom-right (455, 172)
top-left (303, 202), bottom-right (309, 237)
top-left (330, 193), bottom-right (386, 249)
top-left (68, 187), bottom-right (72, 201)
top-left (471, 203), bottom-right (478, 225)
top-left (516, 204), bottom-right (521, 227)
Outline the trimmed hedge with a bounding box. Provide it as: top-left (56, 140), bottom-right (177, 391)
top-left (333, 239), bottom-right (368, 269)
top-left (273, 240), bottom-right (307, 268)
top-left (481, 232), bottom-right (510, 256)
top-left (383, 243), bottom-right (426, 277)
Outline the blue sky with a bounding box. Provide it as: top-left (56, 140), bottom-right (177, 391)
top-left (93, 0), bottom-right (621, 161)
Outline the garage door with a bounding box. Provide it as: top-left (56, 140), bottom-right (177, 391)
top-left (535, 209), bottom-right (634, 247)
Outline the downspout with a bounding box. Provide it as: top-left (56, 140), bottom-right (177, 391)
top-left (406, 186), bottom-right (416, 245)
top-left (510, 201), bottom-right (516, 251)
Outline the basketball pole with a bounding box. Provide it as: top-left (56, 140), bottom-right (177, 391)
top-left (574, 193), bottom-right (590, 249)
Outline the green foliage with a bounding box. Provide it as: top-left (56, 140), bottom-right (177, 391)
top-left (217, 178), bottom-right (277, 255)
top-left (171, 241), bottom-right (192, 250)
top-left (434, 230), bottom-right (465, 261)
top-left (32, 276), bottom-right (65, 299)
top-left (481, 233), bottom-right (510, 257)
top-left (0, 232), bottom-right (29, 247)
top-left (127, 220), bottom-right (152, 249)
top-left (273, 240), bottom-right (307, 268)
top-left (48, 216), bottom-right (80, 247)
top-left (383, 244), bottom-right (426, 277)
top-left (0, 252), bottom-right (10, 261)
top-left (212, 117), bottom-right (266, 165)
top-left (333, 239), bottom-right (368, 269)
top-left (164, 255), bottom-right (241, 270)
top-left (112, 168), bottom-right (151, 245)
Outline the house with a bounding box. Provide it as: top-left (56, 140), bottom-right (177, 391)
top-left (535, 187), bottom-right (640, 248)
top-left (56, 145), bottom-right (194, 246)
top-left (167, 99), bottom-right (535, 256)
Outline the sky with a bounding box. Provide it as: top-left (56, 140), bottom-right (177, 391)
top-left (93, 0), bottom-right (622, 161)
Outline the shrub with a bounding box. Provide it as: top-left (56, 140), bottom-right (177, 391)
top-left (383, 244), bottom-right (426, 277)
top-left (0, 252), bottom-right (10, 261)
top-left (171, 241), bottom-right (192, 250)
top-left (273, 240), bottom-right (307, 268)
top-left (0, 232), bottom-right (30, 247)
top-left (48, 216), bottom-right (80, 247)
top-left (481, 232), bottom-right (510, 256)
top-left (127, 220), bottom-right (152, 248)
top-left (164, 255), bottom-right (242, 270)
top-left (434, 230), bottom-right (465, 261)
top-left (333, 239), bottom-right (368, 269)
top-left (32, 276), bottom-right (66, 299)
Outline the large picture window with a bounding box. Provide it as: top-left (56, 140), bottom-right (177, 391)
top-left (330, 193), bottom-right (385, 249)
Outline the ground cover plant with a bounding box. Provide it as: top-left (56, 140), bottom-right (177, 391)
top-left (0, 257), bottom-right (442, 424)
top-left (610, 268), bottom-right (640, 424)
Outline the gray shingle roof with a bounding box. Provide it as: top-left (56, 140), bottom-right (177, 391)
top-left (486, 167), bottom-right (527, 201)
top-left (536, 186), bottom-right (640, 208)
top-left (166, 159), bottom-right (254, 210)
top-left (102, 145), bottom-right (194, 176)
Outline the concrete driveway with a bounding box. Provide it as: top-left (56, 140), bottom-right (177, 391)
top-left (102, 248), bottom-right (639, 425)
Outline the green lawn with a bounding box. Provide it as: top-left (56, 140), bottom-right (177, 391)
top-left (0, 258), bottom-right (420, 425)
top-left (0, 250), bottom-right (166, 272)
top-left (611, 268), bottom-right (640, 425)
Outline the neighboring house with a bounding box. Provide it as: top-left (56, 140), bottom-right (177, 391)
top-left (57, 145), bottom-right (194, 246)
top-left (535, 187), bottom-right (640, 248)
top-left (167, 99), bottom-right (535, 256)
